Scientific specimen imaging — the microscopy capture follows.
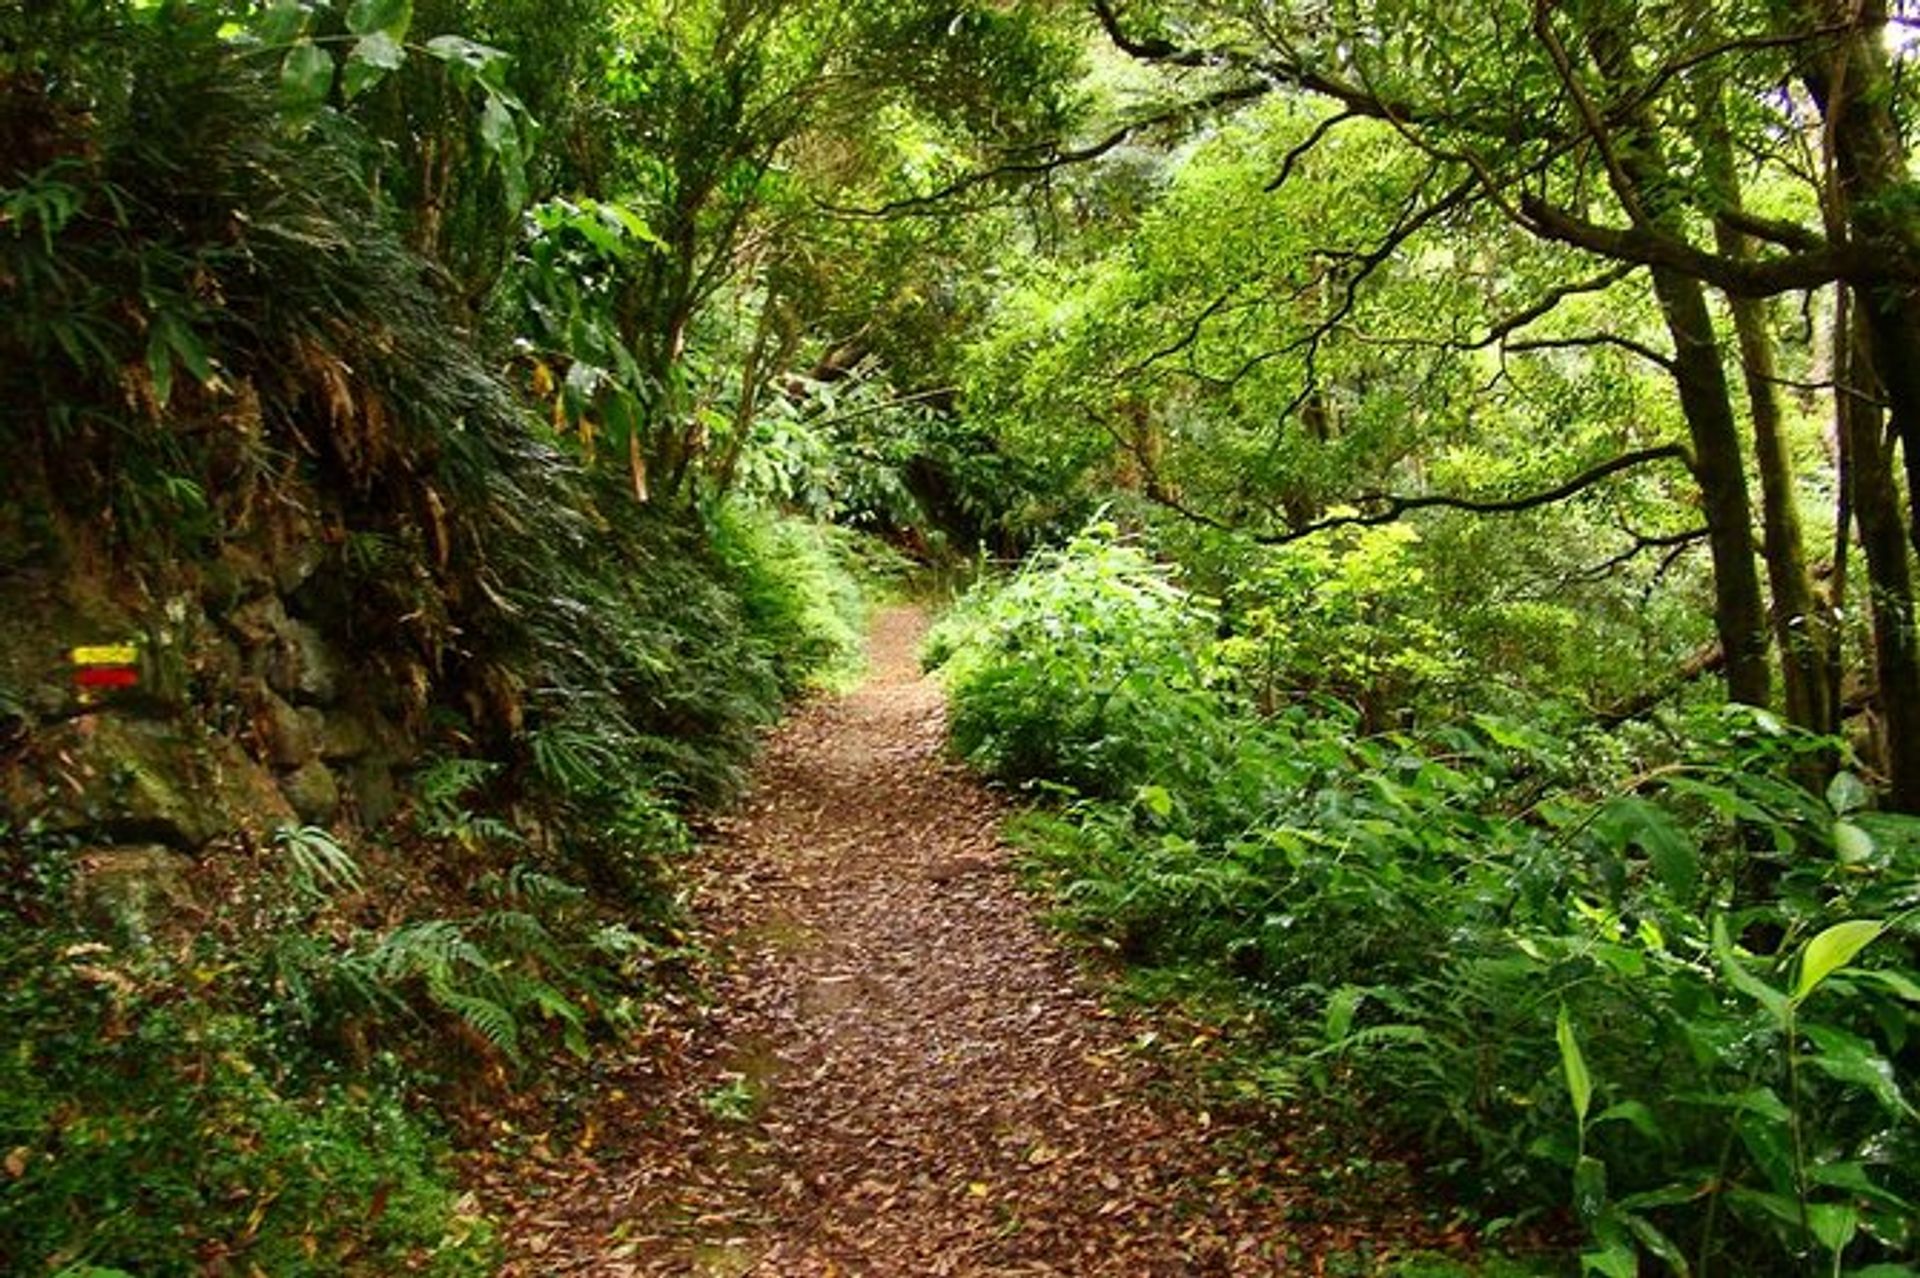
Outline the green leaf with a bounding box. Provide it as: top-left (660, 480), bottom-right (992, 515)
top-left (1558, 1004), bottom-right (1594, 1127)
top-left (1808, 1201), bottom-right (1860, 1255)
top-left (1712, 915), bottom-right (1789, 1024)
top-left (1580, 1232), bottom-right (1635, 1278)
top-left (278, 40), bottom-right (334, 115)
top-left (1136, 783), bottom-right (1173, 819)
top-left (1324, 984), bottom-right (1366, 1044)
top-left (1812, 1160), bottom-right (1917, 1213)
top-left (1593, 1100), bottom-right (1660, 1140)
top-left (1619, 1181), bottom-right (1715, 1210)
top-left (1624, 1211), bottom-right (1692, 1275)
top-left (1573, 1154), bottom-right (1608, 1224)
top-left (1834, 820), bottom-right (1875, 864)
top-left (1828, 769), bottom-right (1870, 815)
top-left (424, 34), bottom-right (510, 89)
top-left (601, 200), bottom-right (663, 248)
top-left (157, 312), bottom-right (210, 385)
top-left (480, 93), bottom-right (528, 210)
top-left (345, 0), bottom-right (412, 38)
top-left (1802, 1024), bottom-right (1912, 1117)
top-left (343, 31), bottom-right (406, 99)
top-left (1861, 968), bottom-right (1920, 1003)
top-left (1598, 796), bottom-right (1699, 898)
top-left (1795, 918), bottom-right (1884, 1001)
top-left (1736, 1113), bottom-right (1795, 1194)
top-left (1727, 1185), bottom-right (1810, 1230)
top-left (145, 326), bottom-right (174, 408)
top-left (479, 92), bottom-right (515, 153)
top-left (254, 0), bottom-right (310, 44)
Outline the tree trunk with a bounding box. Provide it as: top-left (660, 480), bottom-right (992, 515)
top-left (1789, 0), bottom-right (1920, 806)
top-left (1797, 0), bottom-right (1920, 558)
top-left (1827, 288), bottom-right (1854, 737)
top-left (1650, 268), bottom-right (1774, 707)
top-left (1581, 27), bottom-right (1772, 706)
top-left (1698, 81), bottom-right (1834, 733)
top-left (1843, 308), bottom-right (1920, 808)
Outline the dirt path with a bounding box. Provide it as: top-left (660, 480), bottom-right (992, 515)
top-left (492, 607), bottom-right (1445, 1275)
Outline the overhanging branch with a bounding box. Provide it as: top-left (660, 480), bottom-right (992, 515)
top-left (820, 83), bottom-right (1267, 218)
top-left (1520, 195), bottom-right (1892, 296)
top-left (1252, 442), bottom-right (1693, 544)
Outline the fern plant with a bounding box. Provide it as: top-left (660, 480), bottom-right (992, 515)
top-left (273, 824), bottom-right (363, 901)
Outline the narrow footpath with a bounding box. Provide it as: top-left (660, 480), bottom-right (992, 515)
top-left (493, 607), bottom-right (1453, 1276)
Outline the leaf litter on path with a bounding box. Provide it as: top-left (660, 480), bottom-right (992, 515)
top-left (485, 607), bottom-right (1477, 1276)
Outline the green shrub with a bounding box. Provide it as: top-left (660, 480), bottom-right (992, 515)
top-left (711, 503), bottom-right (869, 694)
top-left (927, 528), bottom-right (1241, 800)
top-left (0, 923), bottom-right (497, 1277)
top-left (930, 529), bottom-right (1920, 1276)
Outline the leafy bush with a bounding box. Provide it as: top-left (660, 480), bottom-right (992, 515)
top-left (0, 899), bottom-right (498, 1276)
top-left (1212, 521), bottom-right (1466, 730)
top-left (930, 530), bottom-right (1920, 1276)
top-left (927, 529), bottom-right (1234, 798)
top-left (711, 503), bottom-right (870, 695)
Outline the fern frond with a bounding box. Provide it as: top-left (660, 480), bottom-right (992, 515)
top-left (429, 985), bottom-right (520, 1060)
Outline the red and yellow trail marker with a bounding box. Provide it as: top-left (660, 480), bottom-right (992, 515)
top-left (70, 644), bottom-right (140, 695)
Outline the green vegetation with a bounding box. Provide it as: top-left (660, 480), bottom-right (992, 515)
top-left (7, 0), bottom-right (1920, 1271)
top-left (929, 533), bottom-right (1920, 1275)
top-left (0, 0), bottom-right (908, 1270)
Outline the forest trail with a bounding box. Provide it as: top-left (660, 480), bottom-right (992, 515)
top-left (494, 607), bottom-right (1438, 1276)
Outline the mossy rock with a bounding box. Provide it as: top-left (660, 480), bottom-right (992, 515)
top-left (73, 843), bottom-right (197, 942)
top-left (281, 759), bottom-right (341, 824)
top-left (12, 715), bottom-right (292, 849)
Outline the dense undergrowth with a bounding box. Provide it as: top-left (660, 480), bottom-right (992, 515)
top-left (0, 4), bottom-right (875, 1272)
top-left (928, 531), bottom-right (1920, 1277)
top-left (0, 500), bottom-right (870, 1276)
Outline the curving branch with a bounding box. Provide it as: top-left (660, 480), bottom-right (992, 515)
top-left (1118, 291), bottom-right (1243, 380)
top-left (1517, 195), bottom-right (1893, 295)
top-left (1266, 109), bottom-right (1362, 190)
top-left (1555, 525), bottom-right (1711, 587)
top-left (1477, 263), bottom-right (1638, 343)
top-left (819, 83), bottom-right (1267, 218)
top-left (1504, 333), bottom-right (1676, 370)
top-left (1252, 442), bottom-right (1694, 544)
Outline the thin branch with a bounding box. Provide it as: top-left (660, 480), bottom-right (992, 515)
top-left (1252, 443), bottom-right (1693, 544)
top-left (1531, 0), bottom-right (1649, 227)
top-left (1479, 263), bottom-right (1639, 343)
top-left (1267, 109), bottom-right (1360, 190)
top-left (1557, 525), bottom-right (1710, 586)
top-left (1753, 370), bottom-right (1888, 408)
top-left (1119, 291), bottom-right (1242, 379)
top-left (820, 83), bottom-right (1267, 218)
top-left (1504, 333), bottom-right (1677, 370)
top-left (801, 385), bottom-right (958, 429)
